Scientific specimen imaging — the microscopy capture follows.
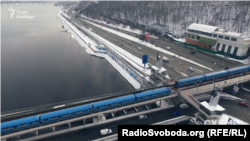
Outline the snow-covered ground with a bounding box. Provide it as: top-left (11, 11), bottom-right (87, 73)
top-left (83, 19), bottom-right (213, 72)
top-left (80, 15), bottom-right (159, 39)
top-left (57, 11), bottom-right (141, 89)
top-left (167, 34), bottom-right (186, 43)
top-left (216, 54), bottom-right (250, 65)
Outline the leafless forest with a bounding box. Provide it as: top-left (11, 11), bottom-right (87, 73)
top-left (78, 1), bottom-right (250, 37)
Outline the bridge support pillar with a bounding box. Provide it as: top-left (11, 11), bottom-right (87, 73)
top-left (123, 109), bottom-right (127, 114)
top-left (145, 104), bottom-right (151, 110)
top-left (134, 107), bottom-right (138, 112)
top-left (68, 123), bottom-right (71, 128)
top-left (34, 130), bottom-right (39, 136)
top-left (16, 135), bottom-right (21, 140)
top-left (51, 126), bottom-right (55, 132)
top-left (83, 119), bottom-right (85, 125)
top-left (111, 112), bottom-right (115, 118)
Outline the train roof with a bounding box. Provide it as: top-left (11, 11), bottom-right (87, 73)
top-left (178, 75), bottom-right (205, 83)
top-left (134, 88), bottom-right (170, 97)
top-left (92, 95), bottom-right (135, 107)
top-left (41, 104), bottom-right (92, 119)
top-left (228, 66), bottom-right (250, 71)
top-left (203, 70), bottom-right (229, 77)
top-left (1, 115), bottom-right (40, 128)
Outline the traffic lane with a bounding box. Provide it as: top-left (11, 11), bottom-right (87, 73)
top-left (77, 18), bottom-right (207, 76)
top-left (83, 19), bottom-right (211, 74)
top-left (99, 20), bottom-right (236, 69)
top-left (37, 106), bottom-right (198, 141)
top-left (86, 18), bottom-right (237, 69)
top-left (218, 99), bottom-right (250, 124)
top-left (75, 18), bottom-right (183, 78)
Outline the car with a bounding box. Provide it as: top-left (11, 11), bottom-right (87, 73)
top-left (190, 51), bottom-right (195, 54)
top-left (179, 103), bottom-right (189, 109)
top-left (162, 56), bottom-right (169, 62)
top-left (138, 115), bottom-right (147, 120)
top-left (100, 128), bottom-right (112, 135)
top-left (80, 128), bottom-right (92, 135)
top-left (188, 67), bottom-right (194, 72)
top-left (138, 47), bottom-right (142, 51)
top-left (239, 101), bottom-right (248, 107)
top-left (173, 111), bottom-right (181, 116)
top-left (166, 47), bottom-right (171, 50)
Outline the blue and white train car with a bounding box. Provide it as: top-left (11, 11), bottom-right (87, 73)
top-left (203, 70), bottom-right (229, 81)
top-left (175, 75), bottom-right (205, 88)
top-left (134, 88), bottom-right (171, 102)
top-left (1, 115), bottom-right (40, 134)
top-left (40, 104), bottom-right (93, 124)
top-left (92, 95), bottom-right (135, 112)
top-left (227, 66), bottom-right (250, 75)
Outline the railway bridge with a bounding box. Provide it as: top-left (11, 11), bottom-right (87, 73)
top-left (1, 73), bottom-right (250, 141)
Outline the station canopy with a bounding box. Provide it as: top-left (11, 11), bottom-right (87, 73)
top-left (188, 23), bottom-right (218, 33)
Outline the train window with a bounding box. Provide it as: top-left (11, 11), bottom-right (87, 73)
top-left (144, 96), bottom-right (148, 98)
top-left (123, 101), bottom-right (127, 103)
top-left (29, 122), bottom-right (33, 125)
top-left (36, 120), bottom-right (39, 122)
top-left (153, 94), bottom-right (157, 96)
top-left (161, 92), bottom-right (165, 94)
top-left (65, 114), bottom-right (69, 116)
top-left (102, 105), bottom-right (106, 108)
top-left (113, 103), bottom-right (117, 105)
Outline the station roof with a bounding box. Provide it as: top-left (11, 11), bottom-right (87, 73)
top-left (188, 23), bottom-right (218, 33)
top-left (200, 101), bottom-right (225, 111)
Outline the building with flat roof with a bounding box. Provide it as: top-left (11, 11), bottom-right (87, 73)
top-left (185, 23), bottom-right (250, 58)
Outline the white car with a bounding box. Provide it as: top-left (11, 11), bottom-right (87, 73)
top-left (179, 103), bottom-right (189, 109)
top-left (162, 56), bottom-right (169, 62)
top-left (100, 128), bottom-right (112, 135)
top-left (138, 47), bottom-right (142, 51)
top-left (166, 47), bottom-right (171, 50)
top-left (138, 115), bottom-right (147, 120)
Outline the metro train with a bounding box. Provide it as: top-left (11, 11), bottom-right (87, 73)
top-left (175, 65), bottom-right (250, 88)
top-left (2, 65), bottom-right (250, 135)
top-left (1, 88), bottom-right (171, 134)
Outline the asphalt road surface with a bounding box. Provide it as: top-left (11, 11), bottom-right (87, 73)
top-left (83, 17), bottom-right (239, 70)
top-left (73, 17), bottom-right (209, 79)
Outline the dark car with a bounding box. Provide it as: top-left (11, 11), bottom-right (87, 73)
top-left (173, 111), bottom-right (181, 116)
top-left (80, 129), bottom-right (92, 135)
top-left (190, 51), bottom-right (195, 54)
top-left (239, 101), bottom-right (248, 107)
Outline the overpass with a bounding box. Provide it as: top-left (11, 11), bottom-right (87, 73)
top-left (2, 73), bottom-right (250, 140)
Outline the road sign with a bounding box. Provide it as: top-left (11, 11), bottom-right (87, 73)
top-left (142, 55), bottom-right (148, 64)
top-left (146, 33), bottom-right (149, 40)
top-left (233, 85), bottom-right (239, 93)
top-left (142, 55), bottom-right (148, 69)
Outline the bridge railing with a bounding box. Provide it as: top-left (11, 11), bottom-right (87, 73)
top-left (175, 63), bottom-right (248, 81)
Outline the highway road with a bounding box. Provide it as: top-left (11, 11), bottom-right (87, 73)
top-left (83, 16), bottom-right (239, 71)
top-left (72, 17), bottom-right (212, 79)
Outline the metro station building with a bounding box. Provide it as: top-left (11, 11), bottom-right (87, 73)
top-left (185, 23), bottom-right (250, 58)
